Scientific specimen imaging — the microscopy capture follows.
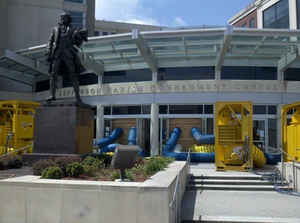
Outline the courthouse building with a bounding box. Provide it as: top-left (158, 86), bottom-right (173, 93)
top-left (1, 0), bottom-right (300, 156)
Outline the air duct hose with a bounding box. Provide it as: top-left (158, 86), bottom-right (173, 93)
top-left (96, 128), bottom-right (123, 149)
top-left (191, 127), bottom-right (215, 145)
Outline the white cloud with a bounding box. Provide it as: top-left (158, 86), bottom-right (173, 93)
top-left (95, 0), bottom-right (160, 26)
top-left (174, 17), bottom-right (187, 27)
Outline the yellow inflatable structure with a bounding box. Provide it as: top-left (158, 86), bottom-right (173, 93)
top-left (215, 101), bottom-right (266, 171)
top-left (0, 100), bottom-right (40, 156)
top-left (282, 102), bottom-right (300, 162)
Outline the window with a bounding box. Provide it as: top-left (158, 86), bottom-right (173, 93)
top-left (297, 0), bottom-right (300, 28)
top-left (159, 105), bottom-right (168, 114)
top-left (158, 67), bottom-right (215, 81)
top-left (284, 68), bottom-right (300, 81)
top-left (112, 106), bottom-right (141, 115)
top-left (268, 119), bottom-right (277, 148)
top-left (221, 67), bottom-right (277, 80)
top-left (169, 105), bottom-right (203, 114)
top-left (103, 69), bottom-right (152, 84)
top-left (263, 0), bottom-right (289, 28)
top-left (254, 105), bottom-right (267, 114)
top-left (94, 31), bottom-right (100, 36)
top-left (249, 18), bottom-right (255, 28)
top-left (65, 0), bottom-right (84, 3)
top-left (241, 22), bottom-right (247, 28)
top-left (70, 11), bottom-right (84, 28)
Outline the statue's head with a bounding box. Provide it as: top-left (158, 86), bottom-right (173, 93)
top-left (59, 12), bottom-right (72, 26)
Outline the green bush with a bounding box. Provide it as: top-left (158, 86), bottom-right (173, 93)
top-left (0, 155), bottom-right (23, 170)
top-left (7, 155), bottom-right (23, 169)
top-left (111, 170), bottom-right (134, 181)
top-left (83, 164), bottom-right (98, 177)
top-left (81, 156), bottom-right (104, 169)
top-left (97, 154), bottom-right (112, 167)
top-left (32, 159), bottom-right (57, 175)
top-left (144, 156), bottom-right (174, 176)
top-left (66, 162), bottom-right (84, 177)
top-left (41, 167), bottom-right (64, 179)
top-left (54, 156), bottom-right (81, 175)
top-left (0, 158), bottom-right (7, 170)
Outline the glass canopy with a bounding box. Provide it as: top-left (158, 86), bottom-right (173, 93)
top-left (1, 27), bottom-right (300, 85)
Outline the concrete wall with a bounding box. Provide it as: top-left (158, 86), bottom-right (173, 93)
top-left (86, 0), bottom-right (95, 36)
top-left (0, 161), bottom-right (188, 223)
top-left (0, 90), bottom-right (33, 101)
top-left (4, 0), bottom-right (94, 52)
top-left (279, 162), bottom-right (300, 193)
top-left (0, 0), bottom-right (8, 56)
top-left (6, 0), bottom-right (63, 51)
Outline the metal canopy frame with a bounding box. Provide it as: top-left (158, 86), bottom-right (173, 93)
top-left (1, 27), bottom-right (300, 86)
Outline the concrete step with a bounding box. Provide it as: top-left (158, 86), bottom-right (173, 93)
top-left (190, 174), bottom-right (265, 181)
top-left (186, 184), bottom-right (280, 191)
top-left (189, 179), bottom-right (274, 186)
top-left (181, 215), bottom-right (300, 223)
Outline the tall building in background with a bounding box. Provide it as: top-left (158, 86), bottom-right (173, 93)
top-left (0, 0), bottom-right (95, 56)
top-left (94, 20), bottom-right (164, 36)
top-left (229, 0), bottom-right (296, 29)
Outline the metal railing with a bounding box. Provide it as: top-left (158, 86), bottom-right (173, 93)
top-left (274, 147), bottom-right (300, 196)
top-left (169, 150), bottom-right (191, 223)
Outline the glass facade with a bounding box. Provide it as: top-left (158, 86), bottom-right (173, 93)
top-left (158, 67), bottom-right (215, 81)
top-left (65, 0), bottom-right (84, 3)
top-left (284, 68), bottom-right (300, 81)
top-left (263, 0), bottom-right (289, 28)
top-left (103, 69), bottom-right (152, 84)
top-left (221, 67), bottom-right (277, 80)
top-left (297, 0), bottom-right (300, 28)
top-left (249, 18), bottom-right (255, 28)
top-left (70, 11), bottom-right (84, 28)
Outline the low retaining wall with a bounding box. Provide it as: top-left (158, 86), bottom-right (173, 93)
top-left (0, 161), bottom-right (188, 223)
top-left (278, 162), bottom-right (300, 192)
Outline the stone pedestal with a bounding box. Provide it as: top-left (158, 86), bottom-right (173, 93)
top-left (33, 102), bottom-right (94, 155)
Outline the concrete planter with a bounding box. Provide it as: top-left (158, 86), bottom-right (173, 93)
top-left (0, 161), bottom-right (188, 223)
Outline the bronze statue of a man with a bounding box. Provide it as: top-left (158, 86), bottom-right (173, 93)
top-left (47, 12), bottom-right (88, 105)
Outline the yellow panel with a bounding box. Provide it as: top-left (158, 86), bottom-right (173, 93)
top-left (0, 100), bottom-right (40, 156)
top-left (215, 101), bottom-right (254, 171)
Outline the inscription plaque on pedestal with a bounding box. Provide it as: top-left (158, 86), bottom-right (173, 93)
top-left (33, 103), bottom-right (94, 154)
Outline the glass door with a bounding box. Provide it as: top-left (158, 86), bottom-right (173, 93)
top-left (253, 120), bottom-right (267, 152)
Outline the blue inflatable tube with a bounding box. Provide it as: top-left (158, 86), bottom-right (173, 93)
top-left (128, 127), bottom-right (137, 145)
top-left (265, 153), bottom-right (281, 165)
top-left (96, 128), bottom-right (123, 148)
top-left (191, 127), bottom-right (215, 145)
top-left (163, 128), bottom-right (215, 162)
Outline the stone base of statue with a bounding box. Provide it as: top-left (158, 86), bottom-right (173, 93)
top-left (32, 101), bottom-right (94, 155)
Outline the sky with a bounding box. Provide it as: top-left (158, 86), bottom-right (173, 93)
top-left (95, 0), bottom-right (254, 27)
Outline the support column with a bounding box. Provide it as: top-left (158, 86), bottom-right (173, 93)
top-left (150, 103), bottom-right (159, 156)
top-left (277, 69), bottom-right (284, 81)
top-left (215, 69), bottom-right (221, 80)
top-left (96, 104), bottom-right (104, 139)
top-left (98, 75), bottom-right (103, 86)
top-left (277, 104), bottom-right (284, 152)
top-left (152, 71), bottom-right (158, 83)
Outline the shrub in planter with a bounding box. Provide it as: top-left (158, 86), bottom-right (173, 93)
top-left (7, 155), bottom-right (23, 169)
top-left (41, 167), bottom-right (64, 179)
top-left (83, 164), bottom-right (98, 177)
top-left (66, 162), bottom-right (84, 177)
top-left (0, 158), bottom-right (7, 170)
top-left (111, 170), bottom-right (134, 181)
top-left (97, 154), bottom-right (112, 167)
top-left (144, 156), bottom-right (174, 176)
top-left (81, 156), bottom-right (104, 169)
top-left (54, 156), bottom-right (81, 175)
top-left (33, 159), bottom-right (57, 176)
